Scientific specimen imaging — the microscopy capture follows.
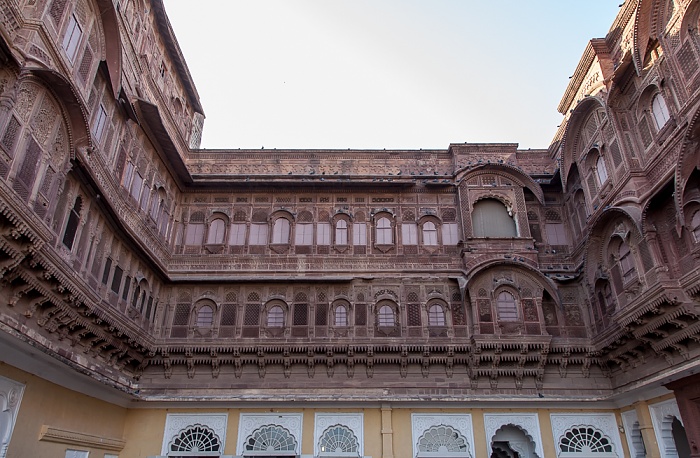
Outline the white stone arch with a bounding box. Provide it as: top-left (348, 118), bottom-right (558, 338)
top-left (650, 399), bottom-right (690, 458)
top-left (168, 424), bottom-right (222, 456)
top-left (412, 414), bottom-right (475, 458)
top-left (160, 413), bottom-right (228, 457)
top-left (314, 413), bottom-right (363, 457)
top-left (236, 413), bottom-right (302, 457)
top-left (484, 413), bottom-right (543, 458)
top-left (550, 413), bottom-right (622, 458)
top-left (0, 376), bottom-right (24, 458)
top-left (621, 410), bottom-right (646, 458)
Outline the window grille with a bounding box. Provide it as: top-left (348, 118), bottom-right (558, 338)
top-left (417, 425), bottom-right (469, 454)
top-left (318, 425), bottom-right (359, 454)
top-left (559, 427), bottom-right (614, 454)
top-left (244, 425), bottom-right (297, 453)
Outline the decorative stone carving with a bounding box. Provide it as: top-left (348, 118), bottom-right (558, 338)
top-left (160, 413), bottom-right (228, 456)
top-left (550, 413), bottom-right (622, 457)
top-left (412, 413), bottom-right (475, 458)
top-left (236, 413), bottom-right (302, 456)
top-left (484, 413), bottom-right (543, 458)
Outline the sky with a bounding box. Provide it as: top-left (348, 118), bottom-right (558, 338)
top-left (163, 1), bottom-right (622, 150)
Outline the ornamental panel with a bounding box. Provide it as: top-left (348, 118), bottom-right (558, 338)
top-left (550, 413), bottom-right (622, 457)
top-left (237, 413), bottom-right (302, 456)
top-left (314, 413), bottom-right (363, 457)
top-left (161, 413), bottom-right (228, 456)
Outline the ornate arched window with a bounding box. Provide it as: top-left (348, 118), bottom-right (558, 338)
top-left (169, 424), bottom-right (221, 456)
top-left (272, 218), bottom-right (291, 244)
top-left (376, 217), bottom-right (393, 244)
top-left (496, 291), bottom-right (518, 321)
top-left (244, 425), bottom-right (297, 453)
top-left (472, 199), bottom-right (517, 237)
top-left (318, 424), bottom-right (359, 456)
top-left (335, 219), bottom-right (348, 245)
top-left (428, 304), bottom-right (446, 326)
top-left (417, 425), bottom-right (470, 457)
top-left (559, 427), bottom-right (616, 456)
top-left (196, 305), bottom-right (214, 327)
top-left (651, 93), bottom-right (671, 130)
top-left (378, 304), bottom-right (395, 327)
top-left (423, 221), bottom-right (438, 245)
top-left (267, 305), bottom-right (285, 327)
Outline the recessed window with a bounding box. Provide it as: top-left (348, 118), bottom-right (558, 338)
top-left (595, 155), bottom-right (608, 185)
top-left (317, 222), bottom-right (330, 245)
top-left (402, 222), bottom-right (418, 245)
top-left (619, 240), bottom-right (636, 281)
top-left (378, 305), bottom-right (395, 327)
top-left (197, 305), bottom-right (214, 327)
top-left (249, 223), bottom-right (269, 245)
top-left (62, 196), bottom-right (82, 249)
top-left (62, 14), bottom-right (82, 62)
top-left (229, 223), bottom-right (247, 245)
top-left (352, 222), bottom-right (366, 245)
top-left (335, 220), bottom-right (348, 245)
top-left (423, 221), bottom-right (438, 245)
top-left (185, 223), bottom-right (204, 245)
top-left (93, 104), bottom-right (108, 140)
top-left (376, 217), bottom-right (393, 244)
top-left (295, 222), bottom-right (313, 245)
top-left (272, 218), bottom-right (290, 244)
top-left (496, 291), bottom-right (518, 321)
top-left (472, 199), bottom-right (517, 237)
top-left (545, 223), bottom-right (568, 245)
top-left (207, 218), bottom-right (226, 244)
top-left (441, 222), bottom-right (459, 245)
top-left (267, 305), bottom-right (284, 327)
top-left (335, 305), bottom-right (348, 327)
top-left (651, 93), bottom-right (671, 130)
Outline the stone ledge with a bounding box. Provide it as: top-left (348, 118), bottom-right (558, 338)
top-left (39, 425), bottom-right (126, 451)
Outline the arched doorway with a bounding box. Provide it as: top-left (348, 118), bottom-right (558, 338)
top-left (490, 425), bottom-right (539, 458)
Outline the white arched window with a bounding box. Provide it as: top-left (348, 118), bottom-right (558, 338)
top-left (267, 305), bottom-right (284, 327)
top-left (334, 305), bottom-right (348, 327)
top-left (428, 304), bottom-right (446, 326)
top-left (378, 305), bottom-right (395, 327)
top-left (196, 305), bottom-right (214, 327)
top-left (335, 219), bottom-right (348, 245)
top-left (496, 291), bottom-right (518, 321)
top-left (596, 155), bottom-right (608, 185)
top-left (318, 425), bottom-right (359, 456)
top-left (207, 218), bottom-right (226, 244)
top-left (651, 93), bottom-right (671, 130)
top-left (272, 218), bottom-right (290, 244)
top-left (376, 217), bottom-right (393, 244)
top-left (423, 221), bottom-right (438, 245)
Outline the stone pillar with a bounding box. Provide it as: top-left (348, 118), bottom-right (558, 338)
top-left (666, 374), bottom-right (700, 458)
top-left (380, 403), bottom-right (394, 458)
top-left (634, 400), bottom-right (662, 458)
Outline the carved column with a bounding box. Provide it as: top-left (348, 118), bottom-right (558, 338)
top-left (381, 403), bottom-right (394, 458)
top-left (634, 400), bottom-right (662, 458)
top-left (665, 374), bottom-right (700, 458)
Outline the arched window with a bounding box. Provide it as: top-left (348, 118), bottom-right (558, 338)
top-left (244, 425), bottom-right (297, 453)
top-left (267, 305), bottom-right (285, 327)
top-left (62, 196), bottom-right (83, 249)
top-left (207, 218), bottom-right (226, 244)
top-left (559, 427), bottom-right (615, 455)
top-left (423, 221), bottom-right (438, 245)
top-left (196, 305), bottom-right (214, 327)
top-left (651, 93), bottom-right (671, 130)
top-left (428, 304), bottom-right (446, 326)
top-left (596, 155), bottom-right (608, 185)
top-left (472, 199), bottom-right (517, 237)
top-left (334, 305), bottom-right (348, 327)
top-left (376, 217), bottom-right (393, 244)
top-left (619, 240), bottom-right (636, 281)
top-left (335, 219), bottom-right (348, 245)
top-left (169, 425), bottom-right (221, 455)
top-left (417, 425), bottom-right (469, 456)
top-left (272, 218), bottom-right (290, 244)
top-left (318, 425), bottom-right (359, 455)
top-left (496, 291), bottom-right (518, 321)
top-left (378, 305), bottom-right (395, 327)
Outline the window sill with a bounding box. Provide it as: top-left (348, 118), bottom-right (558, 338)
top-left (374, 243), bottom-right (395, 253)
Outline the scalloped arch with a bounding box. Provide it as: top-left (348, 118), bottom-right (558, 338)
top-left (455, 164), bottom-right (544, 204)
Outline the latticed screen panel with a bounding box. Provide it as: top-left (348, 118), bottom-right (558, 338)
top-left (244, 304), bottom-right (260, 326)
top-left (559, 427), bottom-right (614, 453)
top-left (293, 303), bottom-right (308, 326)
top-left (244, 425), bottom-right (297, 452)
top-left (170, 424), bottom-right (221, 452)
top-left (407, 303), bottom-right (422, 326)
top-left (417, 425), bottom-right (469, 453)
top-left (220, 304), bottom-right (236, 326)
top-left (319, 425), bottom-right (359, 454)
top-left (316, 303), bottom-right (328, 326)
top-left (355, 304), bottom-right (367, 326)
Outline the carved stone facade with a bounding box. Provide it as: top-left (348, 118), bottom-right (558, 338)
top-left (1, 0), bottom-right (700, 457)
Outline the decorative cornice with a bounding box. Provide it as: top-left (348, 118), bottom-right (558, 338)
top-left (39, 425), bottom-right (126, 451)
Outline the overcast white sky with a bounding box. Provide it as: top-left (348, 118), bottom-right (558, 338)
top-left (163, 1), bottom-right (622, 150)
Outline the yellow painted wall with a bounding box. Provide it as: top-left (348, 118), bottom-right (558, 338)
top-left (0, 363), bottom-right (127, 458)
